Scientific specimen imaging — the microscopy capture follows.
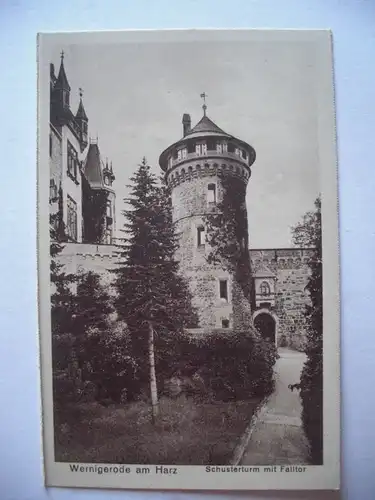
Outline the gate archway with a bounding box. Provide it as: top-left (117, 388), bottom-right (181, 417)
top-left (253, 310), bottom-right (277, 344)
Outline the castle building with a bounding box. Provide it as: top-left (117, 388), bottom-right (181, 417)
top-left (49, 52), bottom-right (116, 245)
top-left (51, 71), bottom-right (314, 349)
top-left (159, 99), bottom-right (256, 332)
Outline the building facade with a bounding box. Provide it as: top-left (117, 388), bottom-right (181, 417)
top-left (49, 53), bottom-right (116, 245)
top-left (159, 107), bottom-right (256, 332)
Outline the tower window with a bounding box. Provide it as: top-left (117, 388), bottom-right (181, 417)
top-left (227, 142), bottom-right (235, 153)
top-left (67, 195), bottom-right (77, 241)
top-left (67, 140), bottom-right (79, 181)
top-left (196, 143), bottom-right (207, 156)
top-left (197, 226), bottom-right (205, 247)
top-left (216, 142), bottom-right (223, 153)
top-left (260, 281), bottom-right (271, 296)
top-left (207, 183), bottom-right (216, 204)
top-left (219, 280), bottom-right (228, 300)
top-left (222, 319), bottom-right (230, 328)
top-left (187, 141), bottom-right (195, 153)
top-left (49, 134), bottom-right (53, 157)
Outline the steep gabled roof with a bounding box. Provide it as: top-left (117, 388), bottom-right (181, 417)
top-left (83, 143), bottom-right (104, 189)
top-left (253, 264), bottom-right (275, 279)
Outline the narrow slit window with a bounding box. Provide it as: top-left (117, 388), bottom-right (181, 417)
top-left (197, 226), bottom-right (205, 247)
top-left (219, 280), bottom-right (228, 300)
top-left (207, 183), bottom-right (216, 204)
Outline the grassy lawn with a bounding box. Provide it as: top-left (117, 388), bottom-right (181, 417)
top-left (54, 394), bottom-right (261, 465)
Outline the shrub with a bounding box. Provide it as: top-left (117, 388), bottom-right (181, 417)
top-left (162, 330), bottom-right (277, 401)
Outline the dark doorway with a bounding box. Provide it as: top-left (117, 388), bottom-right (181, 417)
top-left (254, 313), bottom-right (276, 343)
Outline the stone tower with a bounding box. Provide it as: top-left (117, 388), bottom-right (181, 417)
top-left (159, 99), bottom-right (256, 332)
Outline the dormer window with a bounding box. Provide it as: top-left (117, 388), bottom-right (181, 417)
top-left (62, 90), bottom-right (69, 108)
top-left (104, 176), bottom-right (110, 186)
top-left (207, 183), bottom-right (216, 204)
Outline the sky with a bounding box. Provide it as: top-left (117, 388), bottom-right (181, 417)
top-left (47, 37), bottom-right (320, 248)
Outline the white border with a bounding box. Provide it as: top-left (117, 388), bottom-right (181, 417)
top-left (37, 28), bottom-right (340, 491)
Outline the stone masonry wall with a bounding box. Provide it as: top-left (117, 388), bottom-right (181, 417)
top-left (171, 164), bottom-right (251, 332)
top-left (250, 248), bottom-right (314, 350)
top-left (56, 244), bottom-right (314, 350)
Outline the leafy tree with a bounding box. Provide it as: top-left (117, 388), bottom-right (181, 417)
top-left (291, 196), bottom-right (323, 464)
top-left (114, 158), bottom-right (197, 420)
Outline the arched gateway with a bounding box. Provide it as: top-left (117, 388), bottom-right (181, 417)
top-left (253, 309), bottom-right (278, 344)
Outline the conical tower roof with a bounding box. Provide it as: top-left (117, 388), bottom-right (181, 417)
top-left (55, 53), bottom-right (71, 91)
top-left (186, 114), bottom-right (228, 136)
top-left (83, 143), bottom-right (104, 189)
top-left (76, 97), bottom-right (88, 121)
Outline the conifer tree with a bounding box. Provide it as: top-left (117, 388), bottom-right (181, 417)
top-left (114, 158), bottom-right (197, 420)
top-left (72, 271), bottom-right (113, 374)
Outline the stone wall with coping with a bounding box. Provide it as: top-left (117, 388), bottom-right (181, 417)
top-left (56, 244), bottom-right (314, 350)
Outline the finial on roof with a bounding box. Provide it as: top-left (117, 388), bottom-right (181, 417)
top-left (110, 161), bottom-right (113, 173)
top-left (200, 92), bottom-right (208, 116)
top-left (79, 87), bottom-right (83, 99)
top-left (60, 50), bottom-right (64, 61)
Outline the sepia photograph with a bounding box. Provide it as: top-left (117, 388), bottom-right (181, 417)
top-left (37, 29), bottom-right (340, 490)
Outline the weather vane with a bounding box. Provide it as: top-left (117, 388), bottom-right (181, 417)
top-left (200, 92), bottom-right (208, 116)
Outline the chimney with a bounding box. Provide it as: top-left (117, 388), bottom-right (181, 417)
top-left (182, 113), bottom-right (191, 137)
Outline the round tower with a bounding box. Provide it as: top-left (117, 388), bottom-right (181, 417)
top-left (159, 102), bottom-right (256, 332)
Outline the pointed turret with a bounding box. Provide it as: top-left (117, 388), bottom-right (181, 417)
top-left (75, 88), bottom-right (88, 151)
top-left (54, 51), bottom-right (71, 109)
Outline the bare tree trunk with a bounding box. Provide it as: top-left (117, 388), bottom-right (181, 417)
top-left (148, 320), bottom-right (159, 423)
